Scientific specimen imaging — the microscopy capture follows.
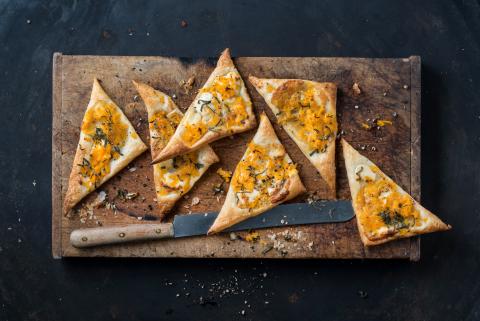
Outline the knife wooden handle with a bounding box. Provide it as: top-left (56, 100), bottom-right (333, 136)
top-left (70, 223), bottom-right (174, 248)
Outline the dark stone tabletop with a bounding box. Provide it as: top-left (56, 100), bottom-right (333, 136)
top-left (0, 0), bottom-right (479, 320)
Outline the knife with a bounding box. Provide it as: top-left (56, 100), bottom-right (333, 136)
top-left (70, 200), bottom-right (354, 248)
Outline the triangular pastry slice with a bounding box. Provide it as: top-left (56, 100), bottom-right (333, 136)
top-left (341, 139), bottom-right (451, 246)
top-left (208, 113), bottom-right (306, 234)
top-left (133, 81), bottom-right (219, 219)
top-left (152, 48), bottom-right (256, 163)
top-left (249, 76), bottom-right (337, 192)
top-left (63, 79), bottom-right (148, 213)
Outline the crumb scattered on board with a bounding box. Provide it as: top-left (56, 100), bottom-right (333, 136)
top-left (216, 168), bottom-right (232, 183)
top-left (360, 118), bottom-right (393, 131)
top-left (227, 228), bottom-right (316, 257)
top-left (191, 197), bottom-right (200, 206)
top-left (352, 82), bottom-right (362, 95)
top-left (180, 76), bottom-right (195, 93)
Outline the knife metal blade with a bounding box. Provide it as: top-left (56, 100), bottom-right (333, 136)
top-left (173, 200), bottom-right (353, 237)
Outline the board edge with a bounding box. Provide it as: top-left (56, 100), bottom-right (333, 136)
top-left (409, 55), bottom-right (421, 262)
top-left (52, 52), bottom-right (63, 259)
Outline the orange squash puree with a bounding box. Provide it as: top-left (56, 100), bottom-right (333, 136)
top-left (79, 101), bottom-right (128, 190)
top-left (271, 80), bottom-right (336, 155)
top-left (231, 142), bottom-right (296, 210)
top-left (355, 166), bottom-right (421, 238)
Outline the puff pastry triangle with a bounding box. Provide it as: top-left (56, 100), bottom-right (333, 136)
top-left (342, 139), bottom-right (450, 246)
top-left (64, 79), bottom-right (148, 213)
top-left (249, 76), bottom-right (337, 192)
top-left (152, 48), bottom-right (256, 163)
top-left (133, 81), bottom-right (219, 219)
top-left (208, 113), bottom-right (306, 234)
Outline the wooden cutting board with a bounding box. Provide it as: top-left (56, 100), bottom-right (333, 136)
top-left (52, 53), bottom-right (421, 260)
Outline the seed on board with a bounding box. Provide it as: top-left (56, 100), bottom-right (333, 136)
top-left (354, 105), bottom-right (359, 109)
top-left (308, 241), bottom-right (314, 251)
top-left (126, 192), bottom-right (138, 200)
top-left (403, 84), bottom-right (409, 89)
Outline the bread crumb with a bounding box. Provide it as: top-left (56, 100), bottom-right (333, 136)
top-left (191, 197), bottom-right (200, 206)
top-left (352, 83), bottom-right (362, 95)
top-left (181, 76), bottom-right (195, 93)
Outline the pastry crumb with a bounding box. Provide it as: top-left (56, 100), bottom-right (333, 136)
top-left (181, 76), bottom-right (195, 93)
top-left (352, 82), bottom-right (362, 95)
top-left (191, 197), bottom-right (200, 206)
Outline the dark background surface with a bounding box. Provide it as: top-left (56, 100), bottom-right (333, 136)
top-left (0, 0), bottom-right (479, 320)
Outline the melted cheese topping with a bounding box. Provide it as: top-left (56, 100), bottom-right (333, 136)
top-left (231, 142), bottom-right (296, 210)
top-left (355, 166), bottom-right (423, 240)
top-left (149, 110), bottom-right (179, 150)
top-left (79, 101), bottom-right (128, 190)
top-left (155, 152), bottom-right (202, 197)
top-left (181, 71), bottom-right (250, 146)
top-left (271, 81), bottom-right (336, 155)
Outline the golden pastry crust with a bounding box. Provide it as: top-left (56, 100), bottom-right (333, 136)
top-left (249, 76), bottom-right (337, 193)
top-left (133, 81), bottom-right (219, 220)
top-left (63, 79), bottom-right (148, 214)
top-left (208, 113), bottom-right (306, 234)
top-left (342, 139), bottom-right (451, 246)
top-left (152, 48), bottom-right (256, 164)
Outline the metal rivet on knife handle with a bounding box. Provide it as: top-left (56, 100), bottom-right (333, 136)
top-left (155, 228), bottom-right (162, 234)
top-left (118, 232), bottom-right (125, 238)
top-left (82, 237), bottom-right (88, 242)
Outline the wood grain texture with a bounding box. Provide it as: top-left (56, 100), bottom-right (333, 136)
top-left (52, 54), bottom-right (421, 259)
top-left (52, 52), bottom-right (63, 259)
top-left (409, 56), bottom-right (422, 261)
